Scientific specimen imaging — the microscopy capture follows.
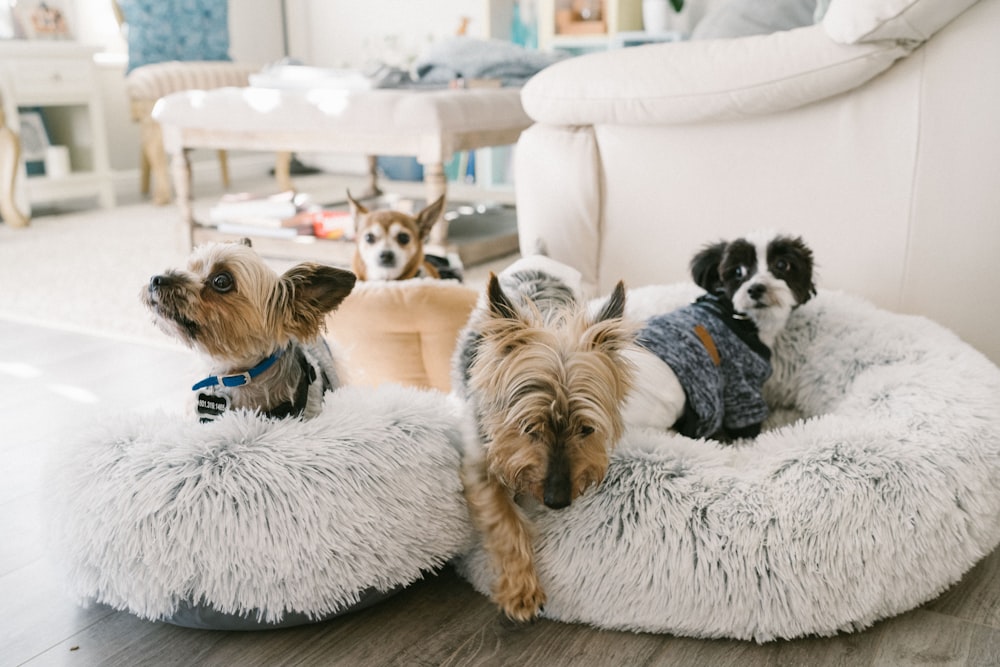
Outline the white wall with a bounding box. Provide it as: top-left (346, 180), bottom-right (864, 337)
top-left (228, 1), bottom-right (285, 65)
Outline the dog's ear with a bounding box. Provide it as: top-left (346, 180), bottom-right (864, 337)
top-left (486, 273), bottom-right (519, 320)
top-left (587, 281), bottom-right (635, 352)
top-left (593, 280), bottom-right (626, 323)
top-left (690, 241), bottom-right (727, 293)
top-left (346, 190), bottom-right (368, 215)
top-left (415, 195), bottom-right (446, 241)
top-left (788, 235), bottom-right (818, 304)
top-left (347, 190), bottom-right (368, 234)
top-left (281, 264), bottom-right (357, 339)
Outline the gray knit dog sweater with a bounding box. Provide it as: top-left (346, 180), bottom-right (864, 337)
top-left (636, 294), bottom-right (771, 440)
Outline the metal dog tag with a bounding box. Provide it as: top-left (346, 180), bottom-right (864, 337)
top-left (196, 391), bottom-right (229, 423)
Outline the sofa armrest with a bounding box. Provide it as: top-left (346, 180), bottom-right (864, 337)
top-left (522, 24), bottom-right (909, 126)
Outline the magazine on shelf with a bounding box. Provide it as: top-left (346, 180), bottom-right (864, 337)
top-left (208, 191), bottom-right (307, 227)
top-left (215, 223), bottom-right (301, 239)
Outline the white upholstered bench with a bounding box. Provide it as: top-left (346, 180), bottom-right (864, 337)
top-left (153, 86), bottom-right (532, 254)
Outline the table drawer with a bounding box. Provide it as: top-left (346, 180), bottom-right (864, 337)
top-left (13, 58), bottom-right (93, 99)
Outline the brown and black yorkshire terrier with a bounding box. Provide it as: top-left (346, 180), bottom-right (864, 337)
top-left (348, 192), bottom-right (449, 281)
top-left (141, 238), bottom-right (356, 421)
top-left (452, 256), bottom-right (636, 621)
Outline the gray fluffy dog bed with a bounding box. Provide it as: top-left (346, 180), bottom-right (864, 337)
top-left (48, 384), bottom-right (473, 629)
top-left (457, 285), bottom-right (1000, 641)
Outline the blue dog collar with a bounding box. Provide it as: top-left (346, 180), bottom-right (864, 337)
top-left (192, 348), bottom-right (284, 391)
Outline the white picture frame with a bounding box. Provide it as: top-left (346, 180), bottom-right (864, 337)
top-left (12, 0), bottom-right (74, 40)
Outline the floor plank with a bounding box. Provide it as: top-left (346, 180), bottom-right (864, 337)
top-left (925, 548), bottom-right (1000, 629)
top-left (870, 609), bottom-right (977, 667)
top-left (0, 559), bottom-right (116, 666)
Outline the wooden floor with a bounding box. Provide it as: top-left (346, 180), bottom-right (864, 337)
top-left (2, 318), bottom-right (999, 667)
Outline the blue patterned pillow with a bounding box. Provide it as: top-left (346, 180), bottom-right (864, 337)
top-left (120, 0), bottom-right (231, 72)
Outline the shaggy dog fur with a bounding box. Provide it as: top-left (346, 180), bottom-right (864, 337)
top-left (452, 257), bottom-right (636, 621)
top-left (141, 239), bottom-right (356, 420)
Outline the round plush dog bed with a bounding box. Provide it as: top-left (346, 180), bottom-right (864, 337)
top-left (48, 384), bottom-right (473, 629)
top-left (457, 285), bottom-right (1000, 642)
top-left (325, 279), bottom-right (478, 392)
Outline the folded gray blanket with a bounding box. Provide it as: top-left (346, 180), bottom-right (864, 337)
top-left (414, 37), bottom-right (566, 87)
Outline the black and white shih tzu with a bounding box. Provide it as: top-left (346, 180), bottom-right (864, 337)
top-left (622, 232), bottom-right (816, 441)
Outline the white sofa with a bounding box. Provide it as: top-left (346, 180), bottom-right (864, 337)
top-left (514, 0), bottom-right (1000, 363)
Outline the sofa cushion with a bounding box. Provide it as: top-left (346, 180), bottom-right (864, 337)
top-left (691, 0), bottom-right (820, 40)
top-left (822, 0), bottom-right (979, 44)
top-left (521, 24), bottom-right (910, 126)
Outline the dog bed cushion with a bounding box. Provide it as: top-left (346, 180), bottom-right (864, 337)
top-left (456, 284), bottom-right (1000, 641)
top-left (326, 279), bottom-right (478, 392)
top-left (47, 384), bottom-right (473, 629)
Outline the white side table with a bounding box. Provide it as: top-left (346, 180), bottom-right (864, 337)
top-left (0, 41), bottom-right (115, 217)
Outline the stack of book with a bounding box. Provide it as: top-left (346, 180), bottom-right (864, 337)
top-left (209, 191), bottom-right (307, 239)
top-left (208, 192), bottom-right (353, 241)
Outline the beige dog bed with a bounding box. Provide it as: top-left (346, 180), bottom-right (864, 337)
top-left (326, 279), bottom-right (479, 392)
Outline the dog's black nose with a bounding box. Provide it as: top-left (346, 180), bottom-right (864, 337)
top-left (378, 250), bottom-right (396, 266)
top-left (544, 494), bottom-right (571, 510)
top-left (543, 457), bottom-right (573, 509)
top-left (748, 283), bottom-right (767, 301)
top-left (150, 275), bottom-right (165, 290)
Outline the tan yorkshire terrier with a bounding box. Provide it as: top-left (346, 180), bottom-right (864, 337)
top-left (452, 256), bottom-right (636, 621)
top-left (348, 192), bottom-right (452, 281)
top-left (141, 238), bottom-right (356, 422)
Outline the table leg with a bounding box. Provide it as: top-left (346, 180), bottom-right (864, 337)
top-left (365, 155), bottom-right (382, 198)
top-left (275, 151), bottom-right (293, 192)
top-left (0, 119), bottom-right (30, 228)
top-left (171, 148), bottom-right (194, 251)
top-left (141, 117), bottom-right (172, 206)
top-left (424, 161), bottom-right (448, 249)
top-left (217, 149), bottom-right (231, 188)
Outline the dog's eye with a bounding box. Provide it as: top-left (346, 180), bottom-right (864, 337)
top-left (774, 259), bottom-right (790, 273)
top-left (580, 425), bottom-right (595, 437)
top-left (731, 266), bottom-right (747, 280)
top-left (364, 232), bottom-right (377, 244)
top-left (396, 232), bottom-right (411, 246)
top-left (210, 272), bottom-right (234, 293)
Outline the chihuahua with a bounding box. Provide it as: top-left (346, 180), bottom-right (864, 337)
top-left (348, 192), bottom-right (450, 281)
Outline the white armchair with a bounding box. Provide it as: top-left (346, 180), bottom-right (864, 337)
top-left (514, 0), bottom-right (1000, 363)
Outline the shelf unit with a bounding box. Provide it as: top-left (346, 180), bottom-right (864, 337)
top-left (537, 0), bottom-right (643, 51)
top-left (481, 0), bottom-right (656, 51)
top-left (0, 41), bottom-right (115, 214)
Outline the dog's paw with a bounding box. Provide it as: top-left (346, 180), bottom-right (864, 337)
top-left (495, 573), bottom-right (547, 623)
